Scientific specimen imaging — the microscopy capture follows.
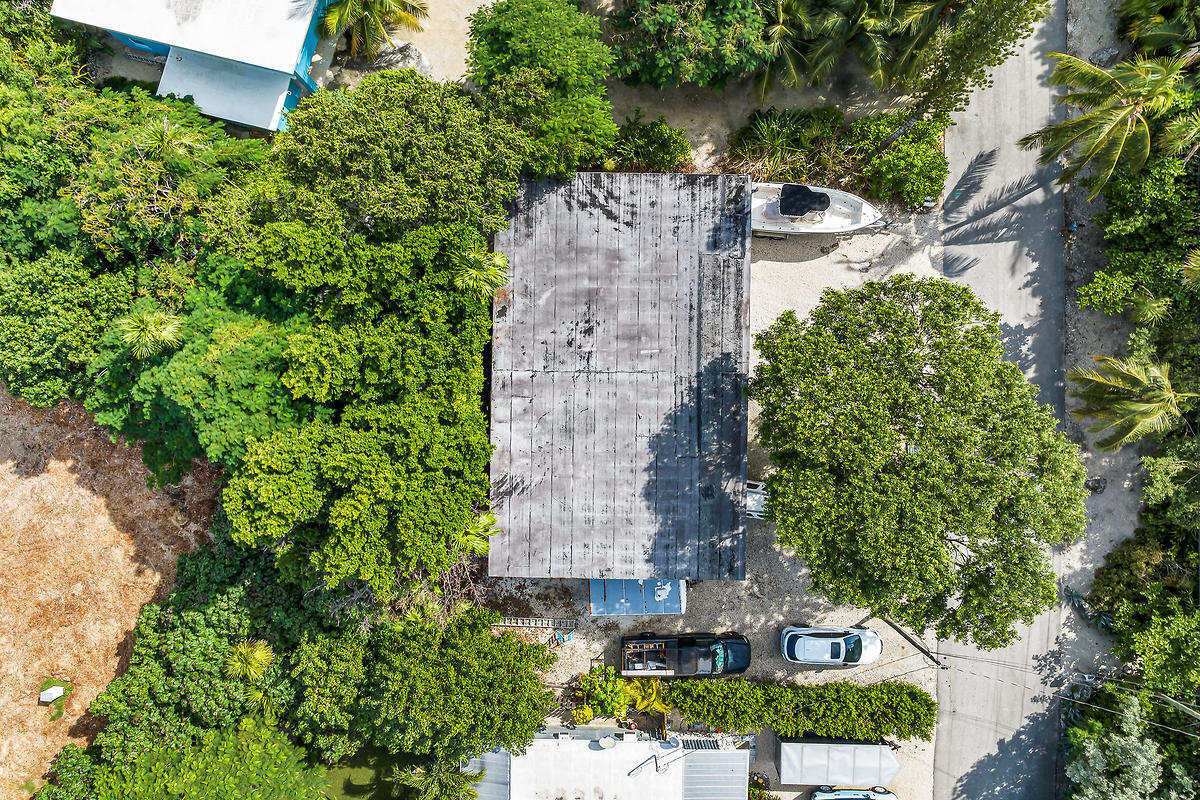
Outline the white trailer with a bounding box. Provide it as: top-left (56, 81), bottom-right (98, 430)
top-left (778, 742), bottom-right (901, 787)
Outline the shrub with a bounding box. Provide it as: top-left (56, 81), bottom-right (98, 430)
top-left (610, 0), bottom-right (771, 88)
top-left (608, 110), bottom-right (694, 172)
top-left (577, 666), bottom-right (630, 718)
top-left (1077, 270), bottom-right (1138, 315)
top-left (848, 112), bottom-right (952, 206)
top-left (469, 0), bottom-right (617, 176)
top-left (727, 107), bottom-right (951, 206)
top-left (1087, 156), bottom-right (1200, 315)
top-left (665, 679), bottom-right (938, 741)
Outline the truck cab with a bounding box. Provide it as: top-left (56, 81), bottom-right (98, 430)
top-left (620, 632), bottom-right (751, 677)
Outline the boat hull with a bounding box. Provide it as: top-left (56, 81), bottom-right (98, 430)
top-left (751, 182), bottom-right (884, 235)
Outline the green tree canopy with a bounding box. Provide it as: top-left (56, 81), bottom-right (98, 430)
top-left (610, 0), bottom-right (771, 89)
top-left (468, 0), bottom-right (617, 176)
top-left (1066, 696), bottom-right (1197, 800)
top-left (358, 609), bottom-right (555, 760)
top-left (94, 717), bottom-right (328, 800)
top-left (213, 70), bottom-right (525, 242)
top-left (750, 275), bottom-right (1088, 648)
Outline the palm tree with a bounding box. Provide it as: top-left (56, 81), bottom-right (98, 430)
top-left (627, 678), bottom-right (671, 716)
top-left (391, 760), bottom-right (483, 800)
top-left (803, 0), bottom-right (897, 86)
top-left (451, 512), bottom-right (498, 557)
top-left (889, 0), bottom-right (963, 81)
top-left (1118, 0), bottom-right (1200, 55)
top-left (1017, 54), bottom-right (1186, 198)
top-left (1183, 248), bottom-right (1200, 286)
top-left (1068, 356), bottom-right (1198, 450)
top-left (1161, 108), bottom-right (1200, 162)
top-left (224, 639), bottom-right (274, 683)
top-left (321, 0), bottom-right (429, 61)
top-left (135, 116), bottom-right (209, 164)
top-left (452, 244), bottom-right (509, 301)
top-left (756, 0), bottom-right (813, 102)
top-left (115, 309), bottom-right (183, 359)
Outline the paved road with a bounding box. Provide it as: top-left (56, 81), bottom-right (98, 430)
top-left (936, 1), bottom-right (1068, 799)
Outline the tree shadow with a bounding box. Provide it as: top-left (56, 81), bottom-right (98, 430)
top-left (948, 708), bottom-right (1061, 800)
top-left (642, 353), bottom-right (747, 581)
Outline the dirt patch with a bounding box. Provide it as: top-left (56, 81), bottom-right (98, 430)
top-left (0, 387), bottom-right (219, 799)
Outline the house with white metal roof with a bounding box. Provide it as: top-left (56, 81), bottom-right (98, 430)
top-left (50, 0), bottom-right (331, 130)
top-left (468, 733), bottom-right (750, 800)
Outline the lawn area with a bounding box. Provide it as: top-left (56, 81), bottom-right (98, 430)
top-left (326, 748), bottom-right (411, 800)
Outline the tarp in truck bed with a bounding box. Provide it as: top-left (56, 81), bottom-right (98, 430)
top-left (778, 742), bottom-right (900, 787)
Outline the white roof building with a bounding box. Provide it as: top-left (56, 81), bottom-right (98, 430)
top-left (50, 0), bottom-right (328, 129)
top-left (468, 735), bottom-right (750, 800)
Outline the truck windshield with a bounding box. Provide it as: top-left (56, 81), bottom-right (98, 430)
top-left (712, 644), bottom-right (725, 673)
top-left (844, 635), bottom-right (863, 663)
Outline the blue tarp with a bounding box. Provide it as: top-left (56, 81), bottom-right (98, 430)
top-left (588, 579), bottom-right (687, 616)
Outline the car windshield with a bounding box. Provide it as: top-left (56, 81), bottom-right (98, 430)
top-left (843, 634), bottom-right (863, 663)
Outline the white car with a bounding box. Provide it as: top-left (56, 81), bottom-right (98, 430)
top-left (780, 626), bottom-right (883, 666)
top-left (811, 787), bottom-right (897, 800)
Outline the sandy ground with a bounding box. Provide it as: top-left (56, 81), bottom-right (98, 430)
top-left (1055, 0), bottom-right (1143, 683)
top-left (0, 388), bottom-right (219, 799)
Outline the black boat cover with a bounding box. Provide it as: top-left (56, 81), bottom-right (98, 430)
top-left (779, 183), bottom-right (830, 216)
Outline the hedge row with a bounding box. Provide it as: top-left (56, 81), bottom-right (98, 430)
top-left (664, 679), bottom-right (937, 741)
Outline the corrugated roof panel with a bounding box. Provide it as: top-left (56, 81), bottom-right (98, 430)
top-left (683, 749), bottom-right (750, 800)
top-left (467, 750), bottom-right (510, 800)
top-left (488, 173), bottom-right (750, 581)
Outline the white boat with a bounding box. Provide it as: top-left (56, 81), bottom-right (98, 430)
top-left (751, 182), bottom-right (884, 236)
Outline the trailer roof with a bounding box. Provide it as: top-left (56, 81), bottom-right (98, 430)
top-left (487, 173), bottom-right (751, 580)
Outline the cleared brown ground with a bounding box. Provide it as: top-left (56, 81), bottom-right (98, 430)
top-left (0, 387), bottom-right (219, 799)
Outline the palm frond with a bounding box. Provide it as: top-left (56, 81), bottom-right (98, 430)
top-left (1068, 356), bottom-right (1194, 450)
top-left (1182, 247), bottom-right (1200, 285)
top-left (224, 639), bottom-right (274, 683)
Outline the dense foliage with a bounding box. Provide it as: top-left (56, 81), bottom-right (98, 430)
top-left (0, 5), bottom-right (262, 408)
top-left (1066, 694), bottom-right (1197, 800)
top-left (468, 0), bottom-right (617, 176)
top-left (727, 106), bottom-right (950, 205)
top-left (608, 111), bottom-right (694, 173)
top-left (38, 533), bottom-right (553, 796)
top-left (1060, 3), bottom-right (1200, 792)
top-left (6, 8), bottom-right (567, 798)
top-left (666, 679), bottom-right (937, 741)
top-left (610, 0), bottom-right (771, 88)
top-left (751, 275), bottom-right (1088, 649)
top-left (608, 0), bottom-right (1047, 134)
top-left (42, 718), bottom-right (328, 800)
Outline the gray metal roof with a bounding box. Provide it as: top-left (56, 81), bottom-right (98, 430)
top-left (488, 173), bottom-right (750, 580)
top-left (466, 750), bottom-right (510, 800)
top-left (683, 750), bottom-right (752, 800)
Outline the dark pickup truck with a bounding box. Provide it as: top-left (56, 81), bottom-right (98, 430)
top-left (619, 632), bottom-right (751, 678)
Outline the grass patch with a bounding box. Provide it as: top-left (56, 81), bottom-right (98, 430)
top-left (39, 678), bottom-right (73, 721)
top-left (326, 746), bottom-right (412, 800)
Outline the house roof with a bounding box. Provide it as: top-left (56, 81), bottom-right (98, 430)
top-left (158, 47), bottom-right (293, 129)
top-left (467, 736), bottom-right (750, 800)
top-left (488, 173), bottom-right (750, 581)
top-left (50, 0), bottom-right (319, 73)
